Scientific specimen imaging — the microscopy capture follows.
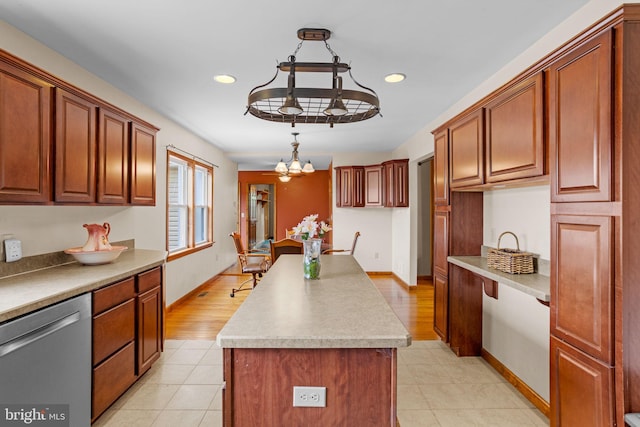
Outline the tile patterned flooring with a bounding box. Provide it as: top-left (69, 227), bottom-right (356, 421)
top-left (94, 339), bottom-right (548, 426)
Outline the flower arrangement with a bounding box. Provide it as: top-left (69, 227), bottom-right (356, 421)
top-left (293, 214), bottom-right (331, 240)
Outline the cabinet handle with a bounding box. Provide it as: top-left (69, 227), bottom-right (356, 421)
top-left (0, 311), bottom-right (80, 358)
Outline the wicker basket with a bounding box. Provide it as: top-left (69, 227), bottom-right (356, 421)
top-left (487, 231), bottom-right (534, 274)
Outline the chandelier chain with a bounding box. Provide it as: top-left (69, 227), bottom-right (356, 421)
top-left (292, 40), bottom-right (304, 57)
top-left (324, 40), bottom-right (339, 59)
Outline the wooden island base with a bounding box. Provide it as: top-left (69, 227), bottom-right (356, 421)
top-left (223, 347), bottom-right (397, 426)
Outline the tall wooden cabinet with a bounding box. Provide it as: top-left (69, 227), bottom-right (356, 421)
top-left (432, 128), bottom-right (483, 346)
top-left (547, 16), bottom-right (632, 426)
top-left (548, 25), bottom-right (614, 427)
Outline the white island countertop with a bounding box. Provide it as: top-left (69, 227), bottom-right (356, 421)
top-left (216, 255), bottom-right (412, 349)
top-left (0, 248), bottom-right (166, 323)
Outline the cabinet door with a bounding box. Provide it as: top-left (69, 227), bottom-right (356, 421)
top-left (383, 161), bottom-right (395, 207)
top-left (433, 130), bottom-right (449, 205)
top-left (337, 167), bottom-right (352, 207)
top-left (137, 286), bottom-right (162, 375)
top-left (394, 160), bottom-right (408, 207)
top-left (98, 108), bottom-right (129, 204)
top-left (433, 209), bottom-right (449, 277)
top-left (485, 72), bottom-right (544, 183)
top-left (130, 121), bottom-right (156, 205)
top-left (352, 166), bottom-right (364, 207)
top-left (548, 30), bottom-right (612, 202)
top-left (55, 88), bottom-right (97, 203)
top-left (551, 214), bottom-right (613, 363)
top-left (449, 109), bottom-right (484, 189)
top-left (364, 165), bottom-right (383, 207)
top-left (433, 273), bottom-right (449, 342)
top-left (550, 337), bottom-right (614, 427)
top-left (0, 61), bottom-right (52, 203)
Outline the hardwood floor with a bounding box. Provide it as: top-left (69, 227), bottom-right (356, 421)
top-left (166, 263), bottom-right (437, 341)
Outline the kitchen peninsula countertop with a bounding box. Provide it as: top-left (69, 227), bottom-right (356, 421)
top-left (447, 255), bottom-right (550, 301)
top-left (216, 255), bottom-right (412, 349)
top-left (0, 248), bottom-right (166, 323)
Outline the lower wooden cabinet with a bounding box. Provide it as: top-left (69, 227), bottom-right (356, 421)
top-left (136, 267), bottom-right (162, 375)
top-left (550, 336), bottom-right (614, 427)
top-left (91, 266), bottom-right (163, 422)
top-left (433, 273), bottom-right (449, 342)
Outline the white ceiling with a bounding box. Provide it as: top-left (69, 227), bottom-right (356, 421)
top-left (0, 0), bottom-right (590, 171)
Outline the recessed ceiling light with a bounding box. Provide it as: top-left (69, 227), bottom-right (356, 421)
top-left (214, 74), bottom-right (236, 84)
top-left (384, 73), bottom-right (406, 83)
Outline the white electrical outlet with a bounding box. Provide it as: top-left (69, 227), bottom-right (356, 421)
top-left (293, 386), bottom-right (326, 407)
top-left (4, 238), bottom-right (22, 262)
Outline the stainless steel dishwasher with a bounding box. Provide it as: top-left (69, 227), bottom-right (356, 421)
top-left (0, 293), bottom-right (91, 426)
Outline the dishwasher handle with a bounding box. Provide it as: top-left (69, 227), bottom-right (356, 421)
top-left (0, 311), bottom-right (81, 358)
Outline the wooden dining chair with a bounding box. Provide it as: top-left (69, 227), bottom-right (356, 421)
top-left (323, 231), bottom-right (361, 255)
top-left (270, 238), bottom-right (303, 263)
top-left (229, 232), bottom-right (271, 297)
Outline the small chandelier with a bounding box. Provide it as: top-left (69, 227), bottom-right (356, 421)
top-left (275, 132), bottom-right (315, 182)
top-left (245, 28), bottom-right (380, 128)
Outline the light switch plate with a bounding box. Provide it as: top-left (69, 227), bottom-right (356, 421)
top-left (4, 238), bottom-right (22, 262)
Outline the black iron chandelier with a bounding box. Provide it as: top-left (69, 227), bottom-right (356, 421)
top-left (245, 28), bottom-right (380, 127)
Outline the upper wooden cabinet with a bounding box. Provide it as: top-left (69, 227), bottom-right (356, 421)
top-left (130, 122), bottom-right (156, 206)
top-left (548, 30), bottom-right (612, 203)
top-left (98, 108), bottom-right (130, 204)
top-left (335, 166), bottom-right (363, 207)
top-left (485, 72), bottom-right (545, 183)
top-left (55, 88), bottom-right (97, 203)
top-left (433, 130), bottom-right (449, 206)
top-left (364, 165), bottom-right (383, 207)
top-left (0, 50), bottom-right (158, 206)
top-left (0, 60), bottom-right (53, 203)
top-left (449, 109), bottom-right (485, 189)
top-left (383, 159), bottom-right (409, 207)
top-left (336, 160), bottom-right (408, 208)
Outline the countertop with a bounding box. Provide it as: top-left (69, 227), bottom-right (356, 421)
top-left (447, 255), bottom-right (550, 301)
top-left (0, 248), bottom-right (166, 323)
top-left (216, 255), bottom-right (412, 349)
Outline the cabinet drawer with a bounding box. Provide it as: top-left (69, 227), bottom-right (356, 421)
top-left (93, 277), bottom-right (135, 315)
top-left (138, 266), bottom-right (161, 293)
top-left (92, 340), bottom-right (136, 421)
top-left (93, 299), bottom-right (135, 365)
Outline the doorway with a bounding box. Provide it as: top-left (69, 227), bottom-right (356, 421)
top-left (247, 184), bottom-right (275, 250)
top-left (418, 158), bottom-right (433, 279)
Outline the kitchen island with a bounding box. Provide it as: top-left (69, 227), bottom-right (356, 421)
top-left (217, 255), bottom-right (411, 426)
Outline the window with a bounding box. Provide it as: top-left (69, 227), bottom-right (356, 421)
top-left (167, 151), bottom-right (213, 260)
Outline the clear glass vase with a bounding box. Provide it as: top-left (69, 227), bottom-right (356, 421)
top-left (302, 238), bottom-right (322, 279)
